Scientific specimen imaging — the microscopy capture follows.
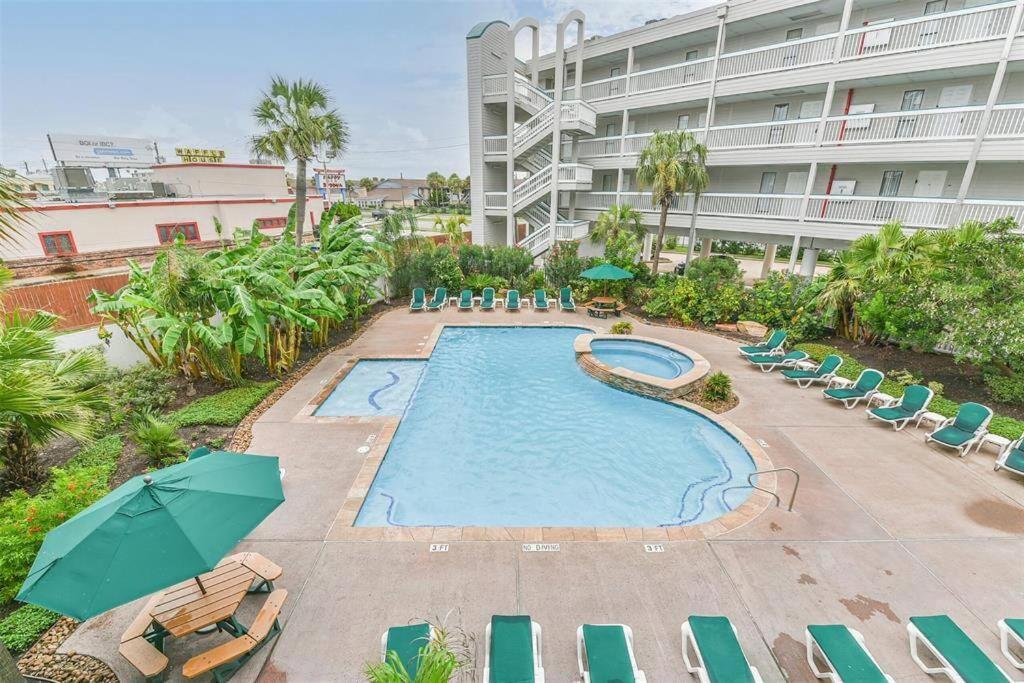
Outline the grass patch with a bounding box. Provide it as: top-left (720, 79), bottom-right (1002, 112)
top-left (795, 343), bottom-right (1024, 440)
top-left (169, 381), bottom-right (278, 428)
top-left (0, 604), bottom-right (60, 653)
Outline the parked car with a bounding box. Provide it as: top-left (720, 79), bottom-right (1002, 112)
top-left (371, 209), bottom-right (389, 220)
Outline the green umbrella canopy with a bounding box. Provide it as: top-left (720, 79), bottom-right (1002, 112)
top-left (17, 452), bottom-right (284, 621)
top-left (579, 263), bottom-right (635, 281)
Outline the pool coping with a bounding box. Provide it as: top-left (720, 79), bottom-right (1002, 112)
top-left (303, 322), bottom-right (776, 542)
top-left (574, 333), bottom-right (711, 400)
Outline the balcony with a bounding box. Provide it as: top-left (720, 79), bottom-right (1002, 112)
top-left (821, 106), bottom-right (985, 145)
top-left (485, 162), bottom-right (594, 215)
top-left (513, 100), bottom-right (597, 156)
top-left (718, 33), bottom-right (836, 81)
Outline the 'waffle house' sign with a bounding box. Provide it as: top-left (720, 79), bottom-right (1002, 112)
top-left (175, 148), bottom-right (226, 163)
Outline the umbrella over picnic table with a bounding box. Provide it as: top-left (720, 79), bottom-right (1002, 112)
top-left (16, 452), bottom-right (284, 621)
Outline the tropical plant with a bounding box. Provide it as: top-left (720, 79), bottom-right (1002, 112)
top-left (131, 413), bottom-right (186, 464)
top-left (701, 371), bottom-right (732, 403)
top-left (610, 321), bottom-right (633, 335)
top-left (0, 308), bottom-right (107, 491)
top-left (636, 130), bottom-right (709, 273)
top-left (446, 173), bottom-right (466, 205)
top-left (590, 204), bottom-right (644, 247)
top-left (425, 171), bottom-right (447, 206)
top-left (0, 172), bottom-right (29, 241)
top-left (543, 240), bottom-right (586, 289)
top-left (251, 77), bottom-right (349, 247)
top-left (359, 177), bottom-right (377, 193)
top-left (433, 214), bottom-right (468, 248)
top-left (364, 624), bottom-right (470, 683)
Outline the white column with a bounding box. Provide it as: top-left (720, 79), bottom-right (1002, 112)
top-left (703, 8), bottom-right (728, 129)
top-left (832, 0), bottom-right (856, 62)
top-left (549, 26), bottom-right (568, 229)
top-left (614, 168), bottom-right (623, 207)
top-left (573, 21), bottom-right (585, 100)
top-left (699, 237), bottom-right (713, 259)
top-left (787, 234), bottom-right (801, 273)
top-left (760, 243), bottom-right (778, 279)
top-left (642, 233), bottom-right (654, 261)
top-left (799, 247), bottom-right (820, 278)
top-left (798, 161), bottom-right (819, 223)
top-left (505, 28), bottom-right (517, 245)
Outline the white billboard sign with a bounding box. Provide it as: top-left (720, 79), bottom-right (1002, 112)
top-left (48, 133), bottom-right (157, 168)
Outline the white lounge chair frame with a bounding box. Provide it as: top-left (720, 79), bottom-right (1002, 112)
top-left (998, 619), bottom-right (1024, 670)
top-left (576, 624), bottom-right (647, 683)
top-left (865, 386), bottom-right (934, 431)
top-left (805, 627), bottom-right (894, 682)
top-left (682, 620), bottom-right (763, 683)
top-left (533, 292), bottom-right (551, 311)
top-left (924, 408), bottom-right (993, 457)
top-left (750, 353), bottom-right (808, 373)
top-left (994, 438), bottom-right (1024, 475)
top-left (822, 369), bottom-right (882, 410)
top-left (559, 290), bottom-right (576, 311)
top-left (379, 624), bottom-right (438, 663)
top-left (907, 621), bottom-right (1012, 682)
top-left (483, 620), bottom-right (545, 683)
top-left (784, 358), bottom-right (844, 389)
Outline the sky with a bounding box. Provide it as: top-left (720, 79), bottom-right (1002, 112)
top-left (0, 0), bottom-right (718, 181)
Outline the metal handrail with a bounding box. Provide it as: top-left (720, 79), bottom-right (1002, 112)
top-left (722, 467), bottom-right (800, 512)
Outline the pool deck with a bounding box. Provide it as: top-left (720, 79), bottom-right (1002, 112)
top-left (63, 306), bottom-right (1024, 682)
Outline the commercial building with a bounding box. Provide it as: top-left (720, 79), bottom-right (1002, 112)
top-left (353, 178), bottom-right (430, 209)
top-left (466, 0), bottom-right (1024, 272)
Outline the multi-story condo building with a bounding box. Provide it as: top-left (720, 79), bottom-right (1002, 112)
top-left (466, 0), bottom-right (1024, 274)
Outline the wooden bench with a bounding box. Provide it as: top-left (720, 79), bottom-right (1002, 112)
top-left (182, 588), bottom-right (288, 682)
top-left (120, 594), bottom-right (169, 681)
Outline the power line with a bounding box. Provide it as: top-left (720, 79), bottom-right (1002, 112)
top-left (342, 142), bottom-right (469, 155)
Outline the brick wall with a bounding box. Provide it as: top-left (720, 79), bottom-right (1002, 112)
top-left (3, 273), bottom-right (129, 330)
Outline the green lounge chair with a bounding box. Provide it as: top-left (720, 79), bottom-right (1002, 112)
top-left (577, 624), bottom-right (646, 683)
top-left (559, 287), bottom-right (576, 311)
top-left (998, 618), bottom-right (1024, 670)
top-left (995, 438), bottom-right (1024, 478)
top-left (484, 615), bottom-right (543, 682)
top-left (805, 624), bottom-right (894, 682)
top-left (822, 369), bottom-right (883, 409)
top-left (505, 289), bottom-right (521, 311)
top-left (866, 384), bottom-right (934, 431)
top-left (782, 354), bottom-right (844, 388)
top-left (534, 289), bottom-right (551, 311)
top-left (908, 615), bottom-right (1012, 681)
top-left (409, 287), bottom-right (426, 311)
top-left (426, 287), bottom-right (447, 311)
top-left (381, 623), bottom-right (434, 678)
top-left (682, 616), bottom-right (762, 682)
top-left (457, 289), bottom-right (474, 310)
top-left (925, 402), bottom-right (993, 457)
top-left (739, 330), bottom-right (787, 357)
top-left (746, 350), bottom-right (809, 373)
top-left (481, 287), bottom-right (496, 311)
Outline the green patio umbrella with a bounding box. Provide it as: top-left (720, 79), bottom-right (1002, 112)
top-left (16, 452), bottom-right (284, 621)
top-left (580, 262), bottom-right (635, 296)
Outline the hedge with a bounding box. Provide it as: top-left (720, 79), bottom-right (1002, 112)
top-left (0, 604), bottom-right (60, 653)
top-left (794, 343), bottom-right (1024, 440)
top-left (169, 381), bottom-right (278, 428)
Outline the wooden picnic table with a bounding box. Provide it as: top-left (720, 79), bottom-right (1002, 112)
top-left (584, 297), bottom-right (625, 318)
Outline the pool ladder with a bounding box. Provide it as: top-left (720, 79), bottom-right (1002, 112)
top-left (722, 467), bottom-right (800, 512)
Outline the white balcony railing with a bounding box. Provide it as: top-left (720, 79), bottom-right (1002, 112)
top-left (513, 166), bottom-right (552, 208)
top-left (514, 103), bottom-right (556, 151)
top-left (484, 192), bottom-right (507, 210)
top-left (628, 57), bottom-right (714, 96)
top-left (807, 195), bottom-right (957, 228)
top-left (822, 106), bottom-right (985, 145)
top-left (512, 100), bottom-right (597, 154)
top-left (482, 74), bottom-right (506, 97)
top-left (959, 199), bottom-right (1024, 225)
top-left (705, 119), bottom-right (818, 149)
top-left (718, 33), bottom-right (836, 80)
top-left (582, 75), bottom-right (628, 101)
top-left (700, 193), bottom-right (805, 219)
top-left (623, 133), bottom-right (655, 155)
top-left (515, 78), bottom-right (553, 111)
top-left (483, 136), bottom-right (508, 154)
top-left (841, 3), bottom-right (1015, 60)
top-left (557, 162), bottom-right (593, 185)
top-left (987, 104), bottom-right (1024, 138)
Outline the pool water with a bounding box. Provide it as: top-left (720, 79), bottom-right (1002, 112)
top-left (316, 327), bottom-right (756, 528)
top-left (591, 339), bottom-right (695, 380)
top-left (314, 360), bottom-right (426, 417)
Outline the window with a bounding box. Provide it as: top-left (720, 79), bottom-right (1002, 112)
top-left (924, 0), bottom-right (947, 15)
top-left (255, 217), bottom-right (288, 230)
top-left (601, 174), bottom-right (615, 191)
top-left (875, 170), bottom-right (903, 219)
top-left (685, 49), bottom-right (699, 61)
top-left (901, 89), bottom-right (925, 111)
top-left (609, 67), bottom-right (621, 78)
top-left (896, 90), bottom-right (925, 138)
top-left (677, 115), bottom-right (690, 130)
top-left (40, 231), bottom-right (76, 256)
top-left (786, 28), bottom-right (804, 41)
top-left (757, 172), bottom-right (777, 214)
top-left (772, 103), bottom-right (790, 121)
top-left (605, 123), bottom-right (618, 137)
top-left (156, 222), bottom-right (200, 244)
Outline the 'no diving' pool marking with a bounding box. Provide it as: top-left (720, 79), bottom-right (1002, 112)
top-left (522, 543), bottom-right (560, 552)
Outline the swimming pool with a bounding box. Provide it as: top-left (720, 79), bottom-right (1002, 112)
top-left (318, 326), bottom-right (756, 527)
top-left (314, 360), bottom-right (426, 417)
top-left (590, 339), bottom-right (695, 380)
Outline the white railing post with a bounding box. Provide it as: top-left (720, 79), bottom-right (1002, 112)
top-left (704, 6), bottom-right (728, 129)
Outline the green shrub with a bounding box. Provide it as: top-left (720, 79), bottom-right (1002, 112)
top-left (745, 273), bottom-right (828, 342)
top-left (169, 381), bottom-right (277, 427)
top-left (610, 322), bottom-right (633, 335)
top-left (702, 372), bottom-right (732, 402)
top-left (641, 274), bottom-right (744, 326)
top-left (66, 435), bottom-right (123, 478)
top-left (0, 605), bottom-right (60, 653)
top-left (664, 236), bottom-right (679, 251)
top-left (543, 241), bottom-right (585, 289)
top-left (462, 273), bottom-right (508, 294)
top-left (95, 365), bottom-right (176, 428)
top-left (927, 381), bottom-right (945, 397)
top-left (984, 372), bottom-right (1024, 405)
top-left (430, 249), bottom-right (463, 293)
top-left (889, 369), bottom-right (921, 388)
top-left (132, 415), bottom-right (186, 464)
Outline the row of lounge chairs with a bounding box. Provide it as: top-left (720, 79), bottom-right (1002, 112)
top-left (740, 330), bottom-right (1023, 476)
top-left (383, 613), bottom-right (1024, 681)
top-left (410, 287), bottom-right (576, 312)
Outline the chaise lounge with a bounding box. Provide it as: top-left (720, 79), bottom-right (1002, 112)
top-left (746, 350), bottom-right (809, 372)
top-left (380, 622), bottom-right (435, 678)
top-left (577, 624), bottom-right (647, 683)
top-left (533, 289), bottom-right (551, 311)
top-left (908, 615), bottom-right (1012, 681)
top-left (505, 289), bottom-right (521, 311)
top-left (457, 289), bottom-right (474, 310)
top-left (559, 287), bottom-right (576, 311)
top-left (805, 624), bottom-right (894, 682)
top-left (995, 437), bottom-right (1024, 477)
top-left (822, 369), bottom-right (884, 409)
top-left (682, 616), bottom-right (763, 682)
top-left (998, 618), bottom-right (1024, 670)
top-left (866, 384), bottom-right (934, 431)
top-left (924, 402), bottom-right (993, 457)
top-left (739, 330), bottom-right (787, 357)
top-left (481, 287), bottom-right (496, 311)
top-left (409, 287), bottom-right (426, 312)
top-left (426, 287), bottom-right (447, 311)
top-left (782, 354), bottom-right (844, 388)
top-left (484, 615), bottom-right (544, 682)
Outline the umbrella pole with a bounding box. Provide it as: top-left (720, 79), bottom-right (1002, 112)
top-left (194, 576), bottom-right (207, 594)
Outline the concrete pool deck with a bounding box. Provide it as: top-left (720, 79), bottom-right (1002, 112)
top-left (62, 306), bottom-right (1024, 681)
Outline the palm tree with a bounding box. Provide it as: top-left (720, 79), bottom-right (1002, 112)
top-left (447, 174), bottom-right (466, 205)
top-left (251, 77), bottom-right (349, 247)
top-left (590, 203), bottom-right (644, 246)
top-left (434, 214), bottom-right (469, 248)
top-left (426, 171), bottom-right (447, 206)
top-left (358, 177), bottom-right (377, 194)
top-left (0, 172), bottom-right (29, 241)
top-left (636, 130), bottom-right (709, 274)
